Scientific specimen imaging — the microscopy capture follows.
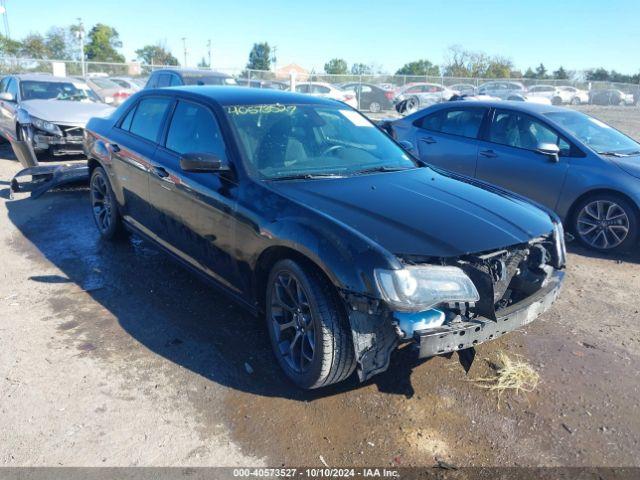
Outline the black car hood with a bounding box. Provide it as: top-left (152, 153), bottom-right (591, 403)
top-left (273, 168), bottom-right (554, 258)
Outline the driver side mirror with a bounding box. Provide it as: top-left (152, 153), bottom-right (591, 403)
top-left (0, 92), bottom-right (15, 102)
top-left (179, 152), bottom-right (230, 173)
top-left (537, 143), bottom-right (560, 162)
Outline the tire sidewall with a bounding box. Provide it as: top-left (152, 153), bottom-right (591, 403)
top-left (573, 194), bottom-right (638, 252)
top-left (369, 102), bottom-right (381, 113)
top-left (265, 260), bottom-right (327, 389)
top-left (90, 167), bottom-right (120, 240)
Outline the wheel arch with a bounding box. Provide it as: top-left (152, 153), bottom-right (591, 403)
top-left (254, 245), bottom-right (339, 314)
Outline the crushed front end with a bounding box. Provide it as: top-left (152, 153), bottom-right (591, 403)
top-left (23, 120), bottom-right (85, 156)
top-left (344, 226), bottom-right (566, 382)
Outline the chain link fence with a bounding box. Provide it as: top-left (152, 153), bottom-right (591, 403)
top-left (2, 56), bottom-right (639, 113)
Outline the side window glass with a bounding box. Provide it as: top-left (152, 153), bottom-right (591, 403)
top-left (0, 77), bottom-right (9, 93)
top-left (120, 105), bottom-right (137, 131)
top-left (157, 74), bottom-right (171, 88)
top-left (165, 101), bottom-right (226, 159)
top-left (416, 111), bottom-right (443, 131)
top-left (147, 74), bottom-right (158, 89)
top-left (418, 109), bottom-right (485, 139)
top-left (129, 97), bottom-right (172, 142)
top-left (169, 75), bottom-right (181, 86)
top-left (490, 110), bottom-right (568, 153)
top-left (7, 78), bottom-right (18, 98)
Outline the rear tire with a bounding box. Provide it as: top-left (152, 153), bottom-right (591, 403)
top-left (266, 259), bottom-right (356, 389)
top-left (572, 193), bottom-right (638, 252)
top-left (90, 166), bottom-right (125, 241)
top-left (369, 101), bottom-right (381, 113)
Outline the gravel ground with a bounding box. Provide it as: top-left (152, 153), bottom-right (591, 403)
top-left (0, 106), bottom-right (639, 467)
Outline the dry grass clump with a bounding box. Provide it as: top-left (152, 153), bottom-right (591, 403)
top-left (473, 351), bottom-right (540, 400)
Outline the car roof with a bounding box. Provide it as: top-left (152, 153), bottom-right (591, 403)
top-left (143, 85), bottom-right (342, 106)
top-left (11, 74), bottom-right (83, 83)
top-left (151, 68), bottom-right (232, 78)
top-left (428, 99), bottom-right (566, 114)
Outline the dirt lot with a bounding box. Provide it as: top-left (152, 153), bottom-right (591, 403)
top-left (1, 106), bottom-right (639, 467)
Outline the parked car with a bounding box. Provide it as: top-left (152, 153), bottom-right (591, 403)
top-left (84, 87), bottom-right (565, 389)
top-left (110, 76), bottom-right (145, 92)
top-left (82, 76), bottom-right (133, 106)
top-left (589, 89), bottom-right (635, 106)
top-left (557, 86), bottom-right (589, 105)
top-left (339, 82), bottom-right (394, 112)
top-left (477, 81), bottom-right (528, 100)
top-left (449, 83), bottom-right (477, 96)
top-left (0, 74), bottom-right (113, 157)
top-left (145, 69), bottom-right (238, 88)
top-left (394, 82), bottom-right (456, 105)
top-left (389, 100), bottom-right (640, 252)
top-left (293, 82), bottom-right (357, 108)
top-left (527, 85), bottom-right (572, 105)
top-left (237, 78), bottom-right (288, 90)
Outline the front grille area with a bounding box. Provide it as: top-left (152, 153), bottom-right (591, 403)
top-left (59, 125), bottom-right (84, 139)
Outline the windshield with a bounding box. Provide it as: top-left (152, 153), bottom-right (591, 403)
top-left (225, 103), bottom-right (418, 179)
top-left (545, 110), bottom-right (640, 155)
top-left (20, 80), bottom-right (98, 102)
top-left (183, 75), bottom-right (238, 86)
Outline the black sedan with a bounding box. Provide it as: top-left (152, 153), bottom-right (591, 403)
top-left (84, 87), bottom-right (565, 389)
top-left (339, 82), bottom-right (394, 112)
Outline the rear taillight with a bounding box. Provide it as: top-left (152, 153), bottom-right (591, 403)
top-left (113, 92), bottom-right (130, 100)
top-left (384, 91), bottom-right (394, 100)
top-left (343, 94), bottom-right (354, 101)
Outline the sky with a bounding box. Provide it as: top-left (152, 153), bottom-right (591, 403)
top-left (4, 0), bottom-right (640, 74)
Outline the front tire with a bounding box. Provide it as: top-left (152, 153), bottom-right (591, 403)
top-left (266, 259), bottom-right (356, 389)
top-left (369, 101), bottom-right (381, 113)
top-left (90, 166), bottom-right (125, 240)
top-left (573, 194), bottom-right (638, 252)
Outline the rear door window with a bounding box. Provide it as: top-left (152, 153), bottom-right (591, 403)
top-left (417, 107), bottom-right (486, 139)
top-left (128, 97), bottom-right (172, 142)
top-left (156, 74), bottom-right (172, 88)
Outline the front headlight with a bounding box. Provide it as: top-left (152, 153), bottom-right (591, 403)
top-left (375, 265), bottom-right (479, 311)
top-left (30, 116), bottom-right (62, 136)
top-left (553, 222), bottom-right (567, 268)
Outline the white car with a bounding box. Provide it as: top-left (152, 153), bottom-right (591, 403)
top-left (394, 82), bottom-right (456, 105)
top-left (527, 85), bottom-right (572, 105)
top-left (557, 86), bottom-right (590, 105)
top-left (293, 82), bottom-right (357, 108)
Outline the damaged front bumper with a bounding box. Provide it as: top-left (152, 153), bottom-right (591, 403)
top-left (415, 270), bottom-right (564, 358)
top-left (10, 164), bottom-right (89, 199)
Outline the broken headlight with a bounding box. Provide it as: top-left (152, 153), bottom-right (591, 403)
top-left (375, 265), bottom-right (480, 312)
top-left (30, 116), bottom-right (62, 136)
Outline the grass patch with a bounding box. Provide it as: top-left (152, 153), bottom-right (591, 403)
top-left (473, 351), bottom-right (540, 401)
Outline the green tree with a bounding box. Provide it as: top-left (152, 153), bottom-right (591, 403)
top-left (84, 23), bottom-right (125, 62)
top-left (0, 35), bottom-right (22, 56)
top-left (586, 68), bottom-right (610, 81)
top-left (20, 33), bottom-right (48, 58)
top-left (197, 56), bottom-right (209, 68)
top-left (45, 27), bottom-right (74, 60)
top-left (350, 62), bottom-right (371, 75)
top-left (535, 63), bottom-right (547, 79)
top-left (485, 56), bottom-right (513, 78)
top-left (246, 42), bottom-right (271, 71)
top-left (324, 58), bottom-right (348, 74)
top-left (395, 59), bottom-right (440, 76)
top-left (135, 44), bottom-right (179, 66)
top-left (523, 67), bottom-right (536, 79)
top-left (553, 66), bottom-right (568, 80)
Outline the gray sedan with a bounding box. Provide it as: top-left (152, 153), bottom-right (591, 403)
top-left (389, 101), bottom-right (640, 252)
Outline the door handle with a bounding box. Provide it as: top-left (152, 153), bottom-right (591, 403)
top-left (479, 149), bottom-right (498, 158)
top-left (152, 165), bottom-right (170, 179)
top-left (110, 143), bottom-right (120, 153)
top-left (420, 136), bottom-right (436, 144)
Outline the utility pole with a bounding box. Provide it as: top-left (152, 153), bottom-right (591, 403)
top-left (76, 18), bottom-right (86, 78)
top-left (0, 0), bottom-right (10, 39)
top-left (271, 45), bottom-right (278, 71)
top-left (206, 39), bottom-right (212, 69)
top-left (181, 37), bottom-right (187, 67)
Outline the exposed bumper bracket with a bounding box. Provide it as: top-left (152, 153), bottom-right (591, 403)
top-left (415, 270), bottom-right (564, 358)
top-left (10, 164), bottom-right (89, 199)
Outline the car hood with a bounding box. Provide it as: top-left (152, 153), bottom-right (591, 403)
top-left (273, 168), bottom-right (554, 258)
top-left (21, 99), bottom-right (114, 125)
top-left (610, 156), bottom-right (640, 180)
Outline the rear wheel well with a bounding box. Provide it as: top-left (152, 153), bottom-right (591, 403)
top-left (87, 158), bottom-right (101, 176)
top-left (567, 189), bottom-right (640, 230)
top-left (254, 247), bottom-right (337, 314)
